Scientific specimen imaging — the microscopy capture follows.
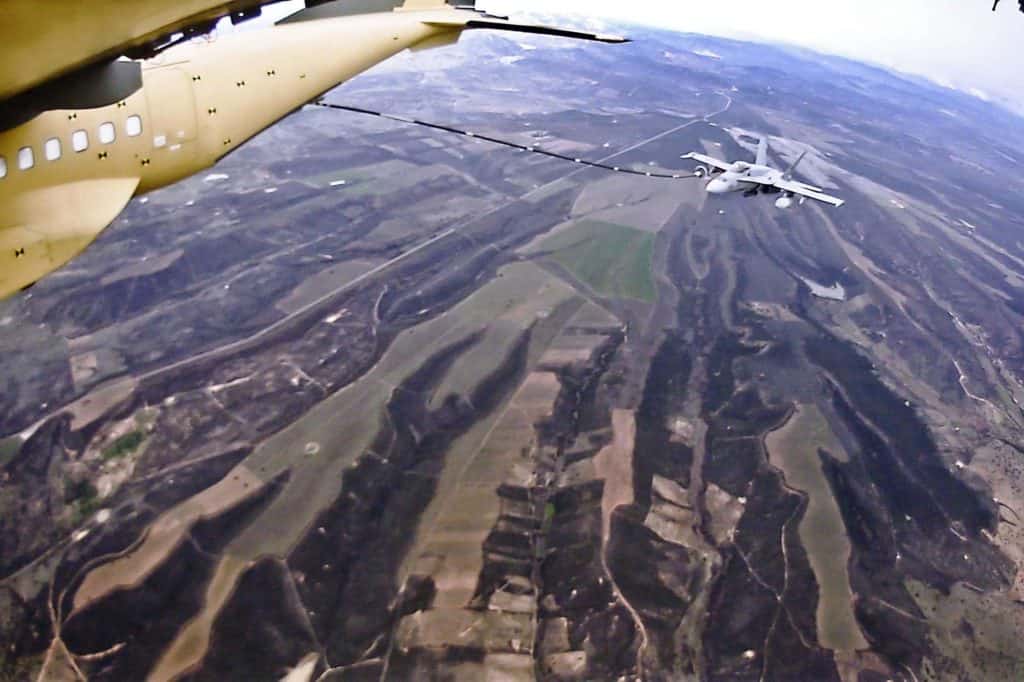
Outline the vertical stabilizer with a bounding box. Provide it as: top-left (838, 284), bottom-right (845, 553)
top-left (782, 150), bottom-right (807, 180)
top-left (755, 137), bottom-right (768, 166)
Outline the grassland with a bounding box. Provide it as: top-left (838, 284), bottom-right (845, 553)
top-left (65, 478), bottom-right (100, 526)
top-left (538, 220), bottom-right (656, 303)
top-left (302, 167), bottom-right (373, 192)
top-left (765, 404), bottom-right (867, 652)
top-left (0, 437), bottom-right (19, 467)
top-left (138, 262), bottom-right (582, 681)
top-left (907, 579), bottom-right (1024, 681)
top-left (101, 430), bottom-right (144, 462)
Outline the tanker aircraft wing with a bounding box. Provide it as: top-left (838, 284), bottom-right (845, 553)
top-left (0, 0), bottom-right (628, 105)
top-left (422, 16), bottom-right (627, 42)
top-left (0, 0), bottom-right (287, 102)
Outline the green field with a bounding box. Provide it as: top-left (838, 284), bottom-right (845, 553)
top-left (101, 430), bottom-right (144, 461)
top-left (302, 166), bottom-right (374, 194)
top-left (0, 437), bottom-right (20, 467)
top-left (539, 220), bottom-right (656, 302)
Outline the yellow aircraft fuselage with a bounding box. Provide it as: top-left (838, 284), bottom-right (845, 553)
top-left (0, 2), bottom-right (628, 299)
top-left (0, 9), bottom-right (466, 297)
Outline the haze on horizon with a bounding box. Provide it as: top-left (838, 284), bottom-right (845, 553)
top-left (235, 0), bottom-right (1023, 114)
top-left (480, 0), bottom-right (1024, 113)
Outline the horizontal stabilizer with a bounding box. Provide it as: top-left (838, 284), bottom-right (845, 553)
top-left (426, 18), bottom-right (629, 43)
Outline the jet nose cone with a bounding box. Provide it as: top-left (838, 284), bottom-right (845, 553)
top-left (706, 178), bottom-right (729, 194)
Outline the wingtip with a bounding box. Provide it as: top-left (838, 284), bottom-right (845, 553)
top-left (595, 33), bottom-right (630, 43)
top-left (458, 19), bottom-right (631, 45)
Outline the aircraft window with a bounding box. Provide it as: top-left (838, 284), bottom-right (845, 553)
top-left (72, 130), bottom-right (89, 152)
top-left (0, 156), bottom-right (6, 179)
top-left (125, 115), bottom-right (142, 137)
top-left (45, 138), bottom-right (61, 161)
top-left (98, 122), bottom-right (116, 144)
top-left (18, 146), bottom-right (34, 170)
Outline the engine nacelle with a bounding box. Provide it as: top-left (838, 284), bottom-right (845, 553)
top-left (693, 165), bottom-right (710, 178)
top-left (775, 196), bottom-right (794, 209)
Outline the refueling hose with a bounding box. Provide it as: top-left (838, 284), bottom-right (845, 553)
top-left (313, 100), bottom-right (701, 180)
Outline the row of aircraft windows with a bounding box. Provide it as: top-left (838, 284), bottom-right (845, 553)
top-left (0, 115), bottom-right (142, 180)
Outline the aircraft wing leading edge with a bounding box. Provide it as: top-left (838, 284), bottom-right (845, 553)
top-left (424, 18), bottom-right (629, 43)
top-left (681, 152), bottom-right (732, 171)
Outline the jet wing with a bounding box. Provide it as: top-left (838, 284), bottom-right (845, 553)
top-left (423, 17), bottom-right (629, 43)
top-left (680, 152), bottom-right (732, 171)
top-left (737, 175), bottom-right (845, 207)
top-left (1, 0), bottom-right (626, 104)
top-left (0, 0), bottom-right (289, 102)
top-left (0, 177), bottom-right (139, 298)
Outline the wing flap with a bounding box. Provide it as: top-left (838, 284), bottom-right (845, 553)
top-left (774, 178), bottom-right (845, 207)
top-left (1, 177), bottom-right (139, 298)
top-left (790, 179), bottom-right (825, 193)
top-left (736, 175), bottom-right (844, 206)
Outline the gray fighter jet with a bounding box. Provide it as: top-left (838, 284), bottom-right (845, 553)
top-left (682, 138), bottom-right (844, 209)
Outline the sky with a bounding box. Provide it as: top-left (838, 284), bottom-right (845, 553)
top-left (242, 0), bottom-right (1024, 112)
top-left (480, 0), bottom-right (1024, 110)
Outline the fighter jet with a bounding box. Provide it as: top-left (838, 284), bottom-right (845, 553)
top-left (0, 0), bottom-right (627, 299)
top-left (681, 138), bottom-right (844, 209)
top-left (992, 0), bottom-right (1024, 13)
